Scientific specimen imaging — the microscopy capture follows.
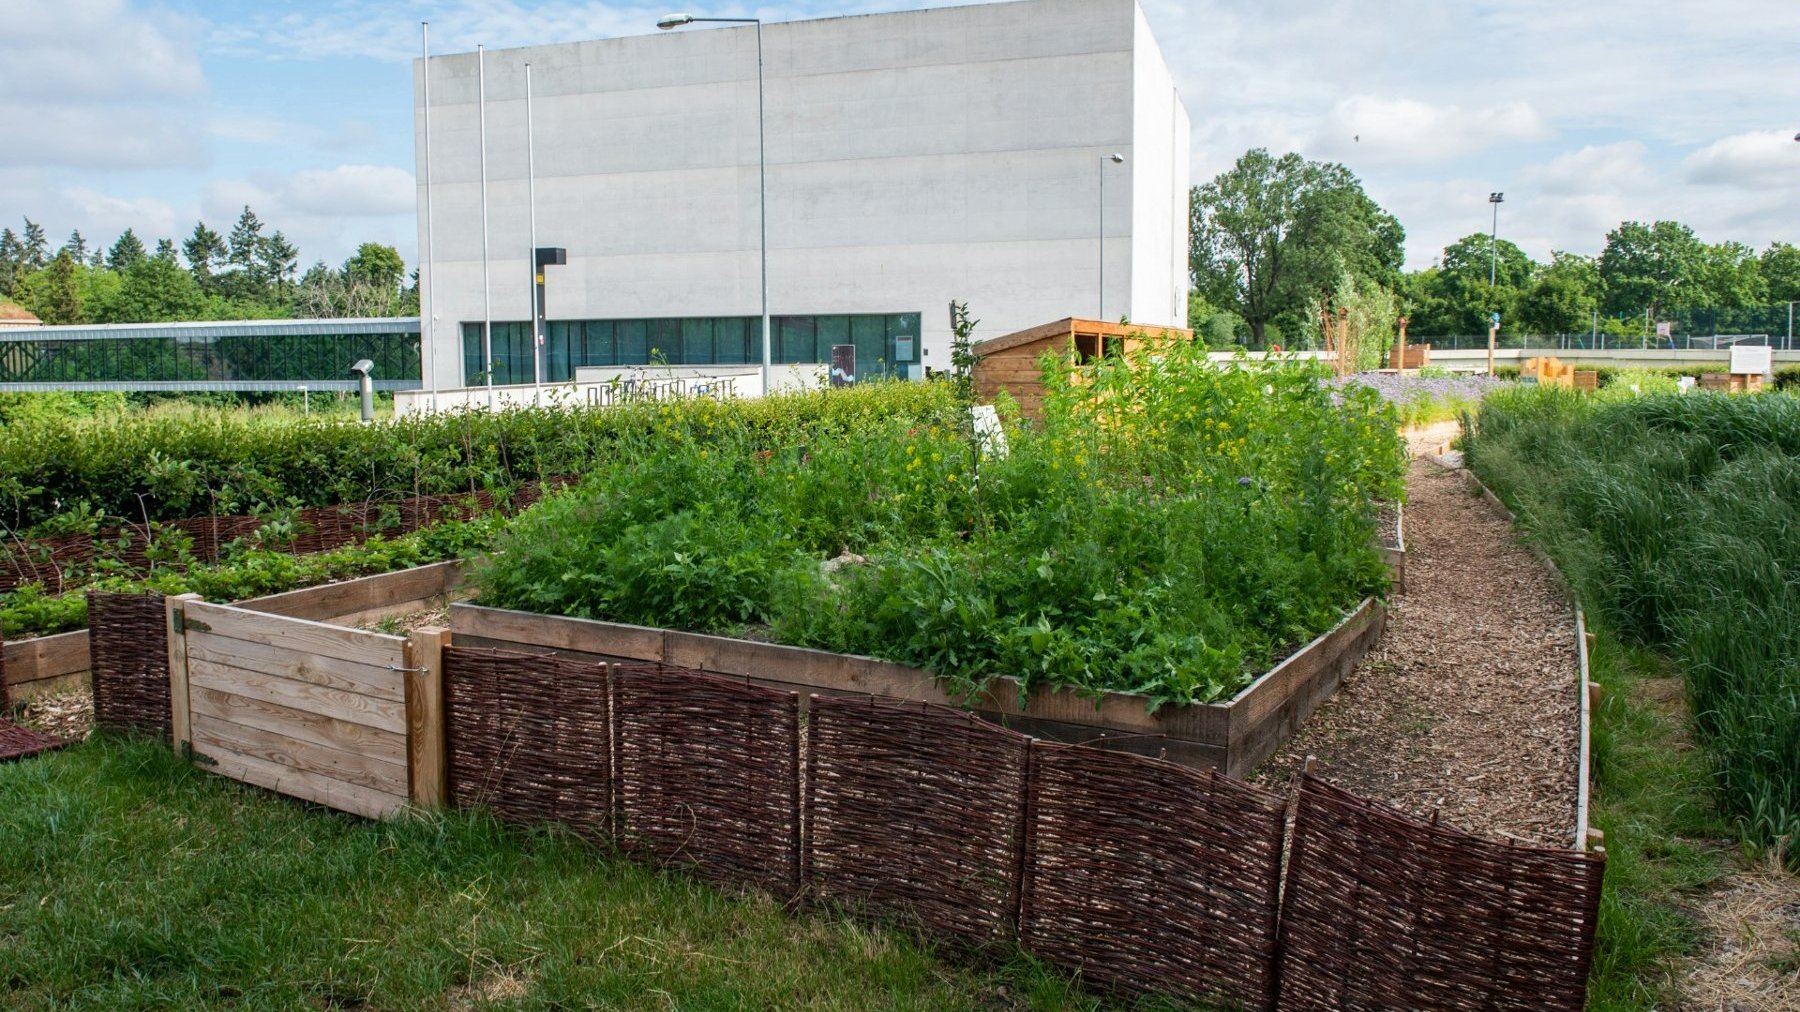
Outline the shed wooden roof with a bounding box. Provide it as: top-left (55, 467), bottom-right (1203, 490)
top-left (0, 302), bottom-right (41, 325)
top-left (971, 317), bottom-right (1192, 357)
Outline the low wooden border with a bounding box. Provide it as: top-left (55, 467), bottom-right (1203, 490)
top-left (1, 561), bottom-right (465, 700)
top-left (449, 597), bottom-right (1385, 778)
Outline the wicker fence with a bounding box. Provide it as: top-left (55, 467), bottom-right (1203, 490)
top-left (81, 608), bottom-right (1606, 1010)
top-left (0, 479), bottom-right (563, 593)
top-left (86, 591), bottom-right (171, 738)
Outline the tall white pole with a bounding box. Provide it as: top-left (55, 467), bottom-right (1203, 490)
top-left (420, 22), bottom-right (436, 412)
top-left (754, 21), bottom-right (769, 397)
top-left (478, 45), bottom-right (493, 406)
top-left (1098, 157), bottom-right (1105, 321)
top-left (526, 62), bottom-right (540, 405)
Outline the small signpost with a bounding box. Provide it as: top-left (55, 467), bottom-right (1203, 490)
top-left (830, 344), bottom-right (856, 387)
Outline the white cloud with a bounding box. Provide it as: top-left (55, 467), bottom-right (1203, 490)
top-left (1682, 131), bottom-right (1796, 189)
top-left (60, 188), bottom-right (180, 242)
top-left (1311, 97), bottom-right (1551, 165)
top-left (1521, 142), bottom-right (1656, 198)
top-left (0, 0), bottom-right (208, 169)
top-left (202, 164), bottom-right (418, 268)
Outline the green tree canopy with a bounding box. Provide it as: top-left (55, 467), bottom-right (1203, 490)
top-left (1517, 252), bottom-right (1600, 335)
top-left (1188, 149), bottom-right (1403, 346)
top-left (183, 221), bottom-right (227, 282)
top-left (107, 229), bottom-right (147, 272)
top-left (98, 256), bottom-right (208, 323)
top-left (1598, 220), bottom-right (1705, 319)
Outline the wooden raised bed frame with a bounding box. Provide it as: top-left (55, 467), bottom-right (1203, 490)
top-left (451, 597), bottom-right (1384, 778)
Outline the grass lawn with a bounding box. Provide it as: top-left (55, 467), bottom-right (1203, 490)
top-left (0, 736), bottom-right (1172, 1011)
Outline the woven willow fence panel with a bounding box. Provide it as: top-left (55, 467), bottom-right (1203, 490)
top-left (443, 645), bottom-right (610, 840)
top-left (1275, 774), bottom-right (1605, 1011)
top-left (1020, 743), bottom-right (1286, 1007)
top-left (803, 694), bottom-right (1032, 951)
top-left (86, 591), bottom-right (170, 738)
top-left (611, 663), bottom-right (801, 897)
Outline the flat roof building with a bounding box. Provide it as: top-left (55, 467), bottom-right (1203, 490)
top-left (415, 0), bottom-right (1190, 392)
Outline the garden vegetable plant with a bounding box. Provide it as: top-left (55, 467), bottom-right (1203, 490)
top-left (474, 341), bottom-right (1404, 707)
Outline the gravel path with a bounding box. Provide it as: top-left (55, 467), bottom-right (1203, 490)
top-left (1255, 456), bottom-right (1580, 846)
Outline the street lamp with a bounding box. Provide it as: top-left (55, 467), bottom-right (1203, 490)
top-left (658, 12), bottom-right (770, 394)
top-left (1099, 152), bottom-right (1124, 320)
top-left (1488, 191), bottom-right (1504, 288)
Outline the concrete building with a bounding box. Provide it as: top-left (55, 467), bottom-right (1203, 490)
top-left (414, 0), bottom-right (1190, 393)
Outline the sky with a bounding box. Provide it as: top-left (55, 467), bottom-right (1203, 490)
top-left (2, 0), bottom-right (1794, 273)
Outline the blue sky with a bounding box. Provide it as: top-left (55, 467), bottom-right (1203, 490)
top-left (3, 0), bottom-right (1794, 273)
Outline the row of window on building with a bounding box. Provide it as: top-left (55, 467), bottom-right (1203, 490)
top-left (460, 313), bottom-right (922, 386)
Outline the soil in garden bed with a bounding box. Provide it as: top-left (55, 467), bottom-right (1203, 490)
top-left (1254, 456), bottom-right (1579, 847)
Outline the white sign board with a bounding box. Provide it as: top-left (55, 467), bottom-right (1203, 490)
top-left (971, 404), bottom-right (1008, 458)
top-left (1656, 321), bottom-right (1672, 338)
top-left (1730, 345), bottom-right (1772, 376)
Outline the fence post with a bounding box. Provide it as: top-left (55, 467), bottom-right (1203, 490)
top-left (405, 626), bottom-right (451, 808)
top-left (163, 593), bottom-right (203, 753)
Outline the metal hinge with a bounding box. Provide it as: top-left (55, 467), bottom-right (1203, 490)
top-left (171, 612), bottom-right (210, 635)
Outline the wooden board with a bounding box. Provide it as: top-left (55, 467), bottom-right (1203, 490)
top-left (189, 684), bottom-right (405, 764)
top-left (194, 742), bottom-right (406, 820)
top-left (187, 660), bottom-right (405, 733)
top-left (183, 600), bottom-right (406, 671)
top-left (191, 712), bottom-right (407, 794)
top-left (186, 631), bottom-right (404, 701)
top-left (2, 629), bottom-right (89, 695)
top-left (236, 561), bottom-right (463, 622)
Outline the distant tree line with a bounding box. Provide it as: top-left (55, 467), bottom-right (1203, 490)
top-left (0, 208), bottom-right (417, 326)
top-left (1188, 149), bottom-right (1800, 346)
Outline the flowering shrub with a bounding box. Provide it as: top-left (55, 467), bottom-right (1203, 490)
top-left (474, 344), bottom-right (1404, 707)
top-left (1333, 371), bottom-right (1506, 428)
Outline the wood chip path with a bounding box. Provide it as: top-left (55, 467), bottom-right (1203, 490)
top-left (1255, 456), bottom-right (1580, 847)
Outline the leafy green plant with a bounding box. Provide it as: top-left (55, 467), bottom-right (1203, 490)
top-left (474, 343), bottom-right (1403, 707)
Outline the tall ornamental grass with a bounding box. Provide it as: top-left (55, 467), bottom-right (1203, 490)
top-left (1467, 387), bottom-right (1799, 860)
top-left (474, 341), bottom-right (1404, 707)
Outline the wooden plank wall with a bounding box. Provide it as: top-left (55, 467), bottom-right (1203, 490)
top-left (173, 599), bottom-right (412, 819)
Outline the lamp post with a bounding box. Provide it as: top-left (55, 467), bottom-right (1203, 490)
top-left (1099, 152), bottom-right (1124, 320)
top-left (1487, 191), bottom-right (1504, 288)
top-left (658, 12), bottom-right (769, 395)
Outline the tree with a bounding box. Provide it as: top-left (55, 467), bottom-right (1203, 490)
top-left (1189, 149), bottom-right (1404, 346)
top-left (1424, 233), bottom-right (1536, 334)
top-left (1518, 252), bottom-right (1599, 336)
top-left (20, 219), bottom-right (49, 270)
top-left (344, 242), bottom-right (405, 292)
top-left (99, 256), bottom-right (207, 323)
top-left (259, 231), bottom-right (299, 292)
top-left (0, 228), bottom-right (19, 297)
top-left (154, 238), bottom-right (178, 263)
top-left (183, 221), bottom-right (227, 284)
top-left (1761, 243), bottom-right (1800, 303)
top-left (107, 228), bottom-right (147, 272)
top-left (63, 230), bottom-right (89, 262)
top-left (29, 251), bottom-right (82, 324)
top-left (227, 205), bottom-right (266, 282)
top-left (1694, 241), bottom-right (1765, 309)
top-left (1598, 220), bottom-right (1704, 319)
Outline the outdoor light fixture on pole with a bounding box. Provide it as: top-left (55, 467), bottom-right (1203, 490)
top-left (1488, 191), bottom-right (1504, 287)
top-left (657, 12), bottom-right (770, 395)
top-left (1099, 152), bottom-right (1124, 321)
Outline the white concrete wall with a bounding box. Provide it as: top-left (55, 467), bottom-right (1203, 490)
top-left (414, 0), bottom-right (1189, 390)
top-left (1128, 4), bottom-right (1189, 329)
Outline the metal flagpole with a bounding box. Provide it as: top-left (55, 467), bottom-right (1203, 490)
top-left (479, 45), bottom-right (493, 408)
top-left (421, 22), bottom-right (437, 412)
top-left (527, 62), bottom-right (540, 406)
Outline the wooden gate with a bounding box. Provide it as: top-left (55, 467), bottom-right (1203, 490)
top-left (164, 595), bottom-right (446, 819)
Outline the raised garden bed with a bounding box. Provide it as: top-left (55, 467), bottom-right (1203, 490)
top-left (1, 561), bottom-right (466, 703)
top-left (450, 596), bottom-right (1385, 777)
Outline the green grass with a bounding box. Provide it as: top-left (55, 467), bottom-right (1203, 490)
top-left (1583, 625), bottom-right (1731, 1010)
top-left (0, 736), bottom-right (1188, 1011)
top-left (1467, 387), bottom-right (1799, 858)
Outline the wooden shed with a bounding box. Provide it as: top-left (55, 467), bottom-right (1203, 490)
top-left (971, 317), bottom-right (1192, 419)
